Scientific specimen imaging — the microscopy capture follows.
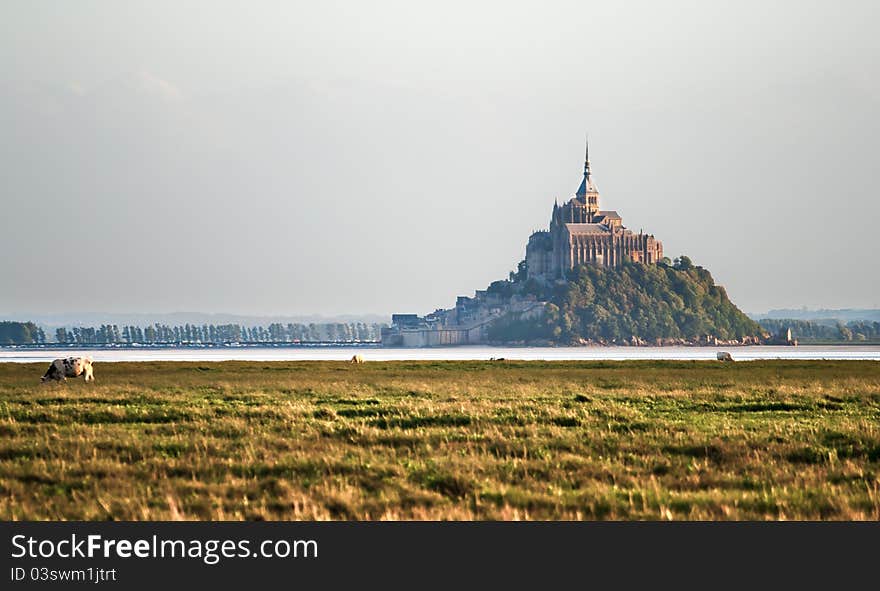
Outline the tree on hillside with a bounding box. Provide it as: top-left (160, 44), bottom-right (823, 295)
top-left (673, 255), bottom-right (693, 271)
top-left (489, 259), bottom-right (764, 344)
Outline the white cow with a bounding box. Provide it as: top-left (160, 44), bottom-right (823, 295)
top-left (716, 352), bottom-right (734, 362)
top-left (350, 354), bottom-right (365, 364)
top-left (41, 357), bottom-right (95, 383)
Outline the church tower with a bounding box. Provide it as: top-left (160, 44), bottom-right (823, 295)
top-left (525, 138), bottom-right (664, 280)
top-left (575, 138), bottom-right (600, 221)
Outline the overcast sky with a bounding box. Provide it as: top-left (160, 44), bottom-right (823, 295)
top-left (2, 1), bottom-right (878, 318)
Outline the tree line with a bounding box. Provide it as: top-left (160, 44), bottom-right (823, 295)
top-left (758, 318), bottom-right (880, 342)
top-left (0, 321), bottom-right (385, 345)
top-left (0, 321), bottom-right (47, 345)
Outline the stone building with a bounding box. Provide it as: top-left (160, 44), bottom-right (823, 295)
top-left (526, 142), bottom-right (663, 279)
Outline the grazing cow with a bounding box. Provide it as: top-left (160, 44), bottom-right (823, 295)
top-left (350, 354), bottom-right (365, 364)
top-left (41, 357), bottom-right (95, 383)
top-left (716, 352), bottom-right (734, 362)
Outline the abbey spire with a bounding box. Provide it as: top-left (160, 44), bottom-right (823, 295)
top-left (575, 136), bottom-right (599, 217)
top-left (583, 135), bottom-right (591, 177)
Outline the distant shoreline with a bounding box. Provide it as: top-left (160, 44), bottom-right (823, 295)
top-left (2, 341), bottom-right (880, 351)
top-left (0, 342), bottom-right (383, 350)
top-left (3, 344), bottom-right (879, 363)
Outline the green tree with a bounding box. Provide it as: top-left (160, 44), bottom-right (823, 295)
top-left (673, 255), bottom-right (693, 270)
top-left (488, 260), bottom-right (762, 344)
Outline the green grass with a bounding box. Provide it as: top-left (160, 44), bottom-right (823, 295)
top-left (0, 360), bottom-right (878, 520)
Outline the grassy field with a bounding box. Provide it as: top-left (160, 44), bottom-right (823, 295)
top-left (0, 360), bottom-right (878, 520)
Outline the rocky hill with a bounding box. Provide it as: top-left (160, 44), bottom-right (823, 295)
top-left (488, 256), bottom-right (766, 345)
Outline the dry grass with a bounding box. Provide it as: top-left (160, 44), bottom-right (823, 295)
top-left (0, 360), bottom-right (878, 520)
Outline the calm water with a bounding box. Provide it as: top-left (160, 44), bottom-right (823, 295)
top-left (1, 345), bottom-right (879, 363)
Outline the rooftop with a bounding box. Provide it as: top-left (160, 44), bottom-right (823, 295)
top-left (565, 223), bottom-right (611, 235)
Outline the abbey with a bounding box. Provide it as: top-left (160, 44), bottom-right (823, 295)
top-left (526, 142), bottom-right (663, 279)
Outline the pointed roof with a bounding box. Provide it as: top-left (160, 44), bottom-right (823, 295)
top-left (575, 136), bottom-right (598, 196)
top-left (576, 176), bottom-right (596, 196)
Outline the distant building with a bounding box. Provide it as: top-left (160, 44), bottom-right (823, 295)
top-left (390, 314), bottom-right (422, 329)
top-left (526, 141), bottom-right (663, 279)
top-left (381, 290), bottom-right (545, 347)
top-left (383, 140), bottom-right (664, 347)
top-left (767, 326), bottom-right (798, 346)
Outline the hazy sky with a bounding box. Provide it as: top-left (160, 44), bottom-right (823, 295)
top-left (2, 1), bottom-right (878, 317)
